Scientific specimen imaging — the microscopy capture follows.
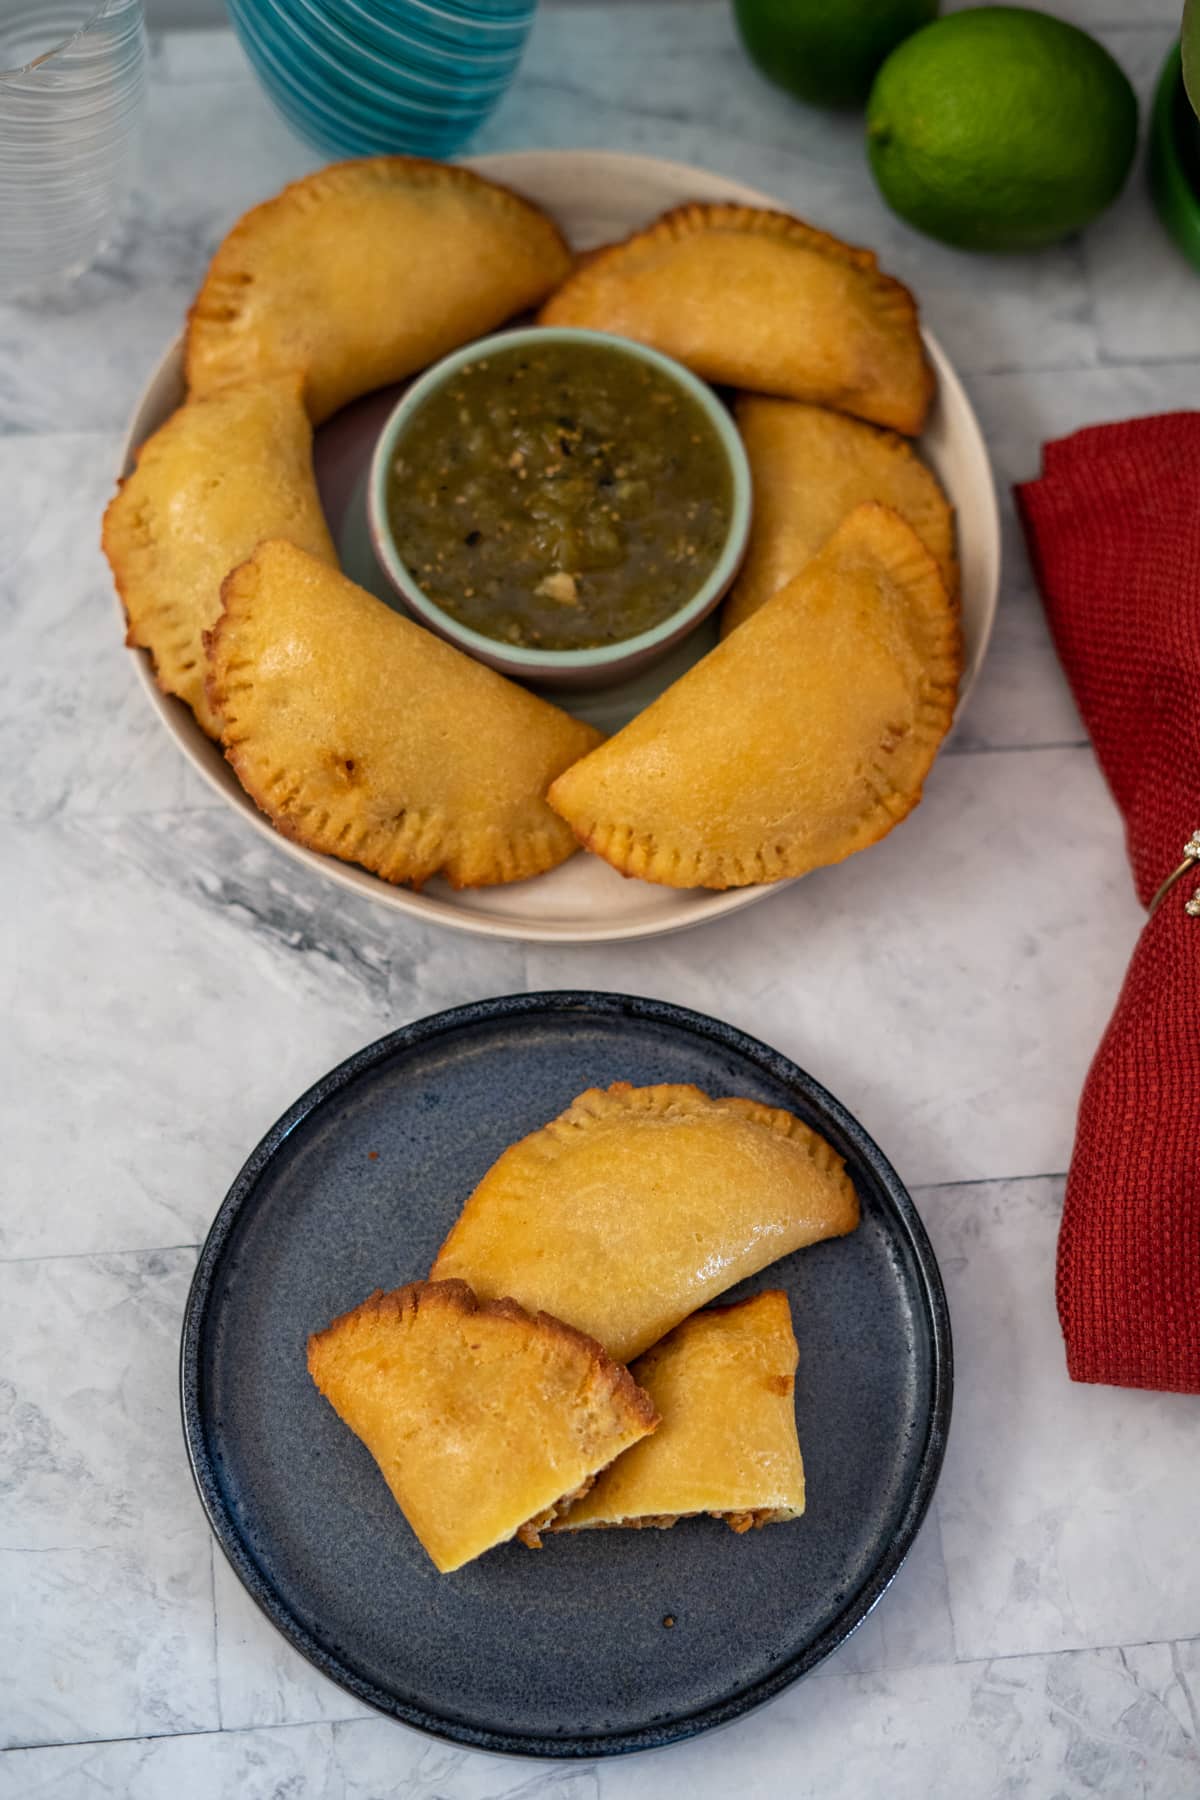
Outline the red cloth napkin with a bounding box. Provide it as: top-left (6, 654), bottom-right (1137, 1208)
top-left (1016, 412), bottom-right (1200, 1393)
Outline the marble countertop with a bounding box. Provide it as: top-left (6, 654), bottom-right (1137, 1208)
top-left (2, 2), bottom-right (1198, 1795)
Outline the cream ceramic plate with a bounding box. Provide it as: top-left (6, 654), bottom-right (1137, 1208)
top-left (116, 149), bottom-right (1000, 944)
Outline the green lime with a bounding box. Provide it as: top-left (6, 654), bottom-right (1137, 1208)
top-left (866, 7), bottom-right (1139, 252)
top-left (733, 0), bottom-right (940, 111)
top-left (1183, 0), bottom-right (1200, 120)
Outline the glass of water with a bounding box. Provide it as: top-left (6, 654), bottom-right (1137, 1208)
top-left (0, 0), bottom-right (147, 301)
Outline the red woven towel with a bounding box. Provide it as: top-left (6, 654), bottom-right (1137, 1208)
top-left (1016, 412), bottom-right (1200, 1393)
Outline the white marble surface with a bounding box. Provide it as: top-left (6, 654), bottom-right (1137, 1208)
top-left (2, 3), bottom-right (1199, 1795)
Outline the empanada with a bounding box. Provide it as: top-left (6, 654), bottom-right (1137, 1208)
top-left (555, 1291), bottom-right (805, 1535)
top-left (102, 376), bottom-right (336, 738)
top-left (721, 398), bottom-right (958, 638)
top-left (432, 1083), bottom-right (858, 1364)
top-left (306, 1280), bottom-right (658, 1573)
top-left (539, 203), bottom-right (932, 435)
top-left (207, 542), bottom-right (601, 889)
top-left (187, 158), bottom-right (572, 423)
top-left (548, 503), bottom-right (961, 889)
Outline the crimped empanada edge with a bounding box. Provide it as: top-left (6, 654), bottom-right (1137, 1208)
top-left (186, 154), bottom-right (574, 403)
top-left (307, 1276), bottom-right (659, 1438)
top-left (548, 509), bottom-right (962, 891)
top-left (308, 1278), bottom-right (660, 1533)
top-left (551, 1289), bottom-right (806, 1535)
top-left (205, 551), bottom-right (590, 892)
top-left (103, 430), bottom-right (227, 742)
top-left (539, 199), bottom-right (934, 434)
top-left (727, 395), bottom-right (960, 609)
top-left (540, 200), bottom-right (884, 294)
top-left (103, 374), bottom-right (325, 742)
top-left (432, 1080), bottom-right (858, 1277)
top-left (307, 1277), bottom-right (660, 1562)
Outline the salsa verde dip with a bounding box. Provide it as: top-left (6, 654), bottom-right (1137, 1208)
top-left (384, 336), bottom-right (735, 653)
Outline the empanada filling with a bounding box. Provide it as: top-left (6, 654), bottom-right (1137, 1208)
top-left (562, 1507), bottom-right (796, 1534)
top-left (516, 1474), bottom-right (598, 1548)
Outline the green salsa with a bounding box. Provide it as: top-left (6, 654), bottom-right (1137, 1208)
top-left (385, 338), bottom-right (734, 652)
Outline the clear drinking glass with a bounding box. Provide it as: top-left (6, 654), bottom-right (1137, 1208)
top-left (0, 0), bottom-right (147, 301)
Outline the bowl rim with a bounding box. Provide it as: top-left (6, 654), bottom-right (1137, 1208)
top-left (365, 324), bottom-right (754, 677)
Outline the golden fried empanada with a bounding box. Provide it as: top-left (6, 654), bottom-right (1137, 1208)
top-left (207, 541), bottom-right (601, 888)
top-left (102, 376), bottom-right (336, 738)
top-left (187, 158), bottom-right (572, 423)
top-left (432, 1083), bottom-right (858, 1364)
top-left (307, 1280), bottom-right (658, 1573)
top-left (556, 1292), bottom-right (805, 1535)
top-left (721, 398), bottom-right (958, 638)
top-left (549, 503), bottom-right (960, 889)
top-left (539, 203), bottom-right (932, 435)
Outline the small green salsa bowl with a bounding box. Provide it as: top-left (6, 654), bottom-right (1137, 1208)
top-left (367, 326), bottom-right (753, 690)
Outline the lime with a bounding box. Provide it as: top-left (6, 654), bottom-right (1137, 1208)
top-left (1183, 0), bottom-right (1200, 120)
top-left (866, 7), bottom-right (1139, 252)
top-left (733, 0), bottom-right (940, 111)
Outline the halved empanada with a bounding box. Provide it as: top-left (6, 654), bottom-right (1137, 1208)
top-left (539, 203), bottom-right (932, 435)
top-left (721, 398), bottom-right (958, 638)
top-left (102, 376), bottom-right (336, 738)
top-left (207, 541), bottom-right (601, 889)
top-left (432, 1082), bottom-right (858, 1364)
top-left (187, 158), bottom-right (572, 423)
top-left (555, 1291), bottom-right (805, 1535)
top-left (307, 1280), bottom-right (658, 1573)
top-left (548, 503), bottom-right (961, 889)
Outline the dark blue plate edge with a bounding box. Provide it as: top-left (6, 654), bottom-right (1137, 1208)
top-left (179, 990), bottom-right (953, 1760)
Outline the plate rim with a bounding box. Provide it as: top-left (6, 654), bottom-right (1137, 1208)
top-left (117, 146), bottom-right (1001, 947)
top-left (179, 990), bottom-right (954, 1759)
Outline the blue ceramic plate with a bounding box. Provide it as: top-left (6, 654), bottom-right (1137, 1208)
top-left (181, 993), bottom-right (951, 1757)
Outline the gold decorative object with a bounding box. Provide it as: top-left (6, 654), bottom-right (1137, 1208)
top-left (1149, 832), bottom-right (1200, 918)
